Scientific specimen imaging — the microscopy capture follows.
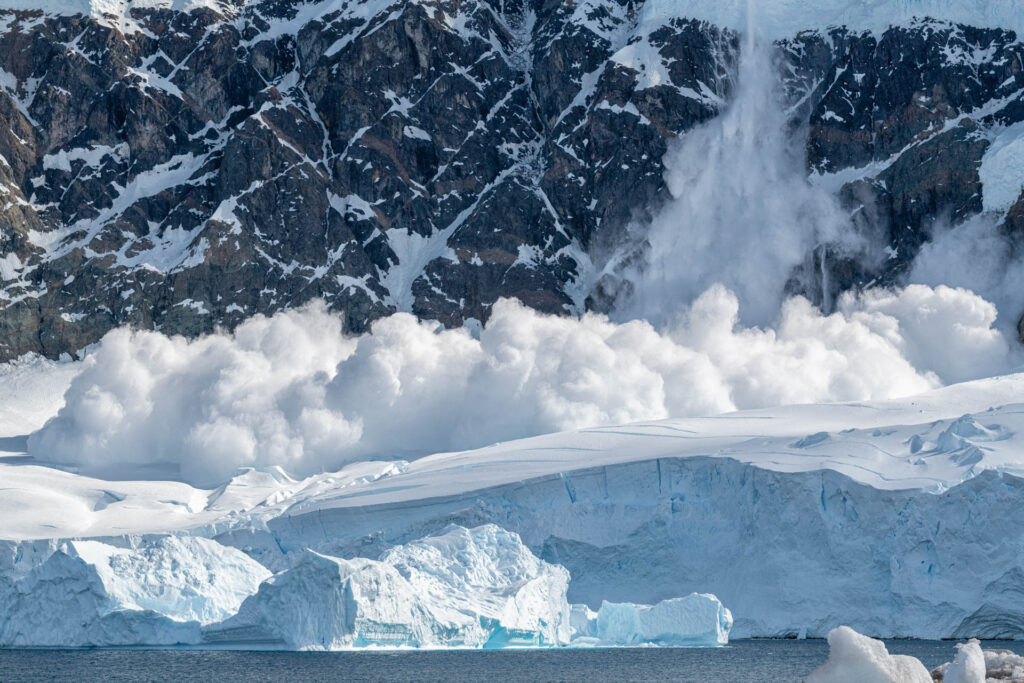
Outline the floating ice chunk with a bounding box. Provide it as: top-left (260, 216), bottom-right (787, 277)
top-left (937, 640), bottom-right (986, 683)
top-left (980, 648), bottom-right (1024, 680)
top-left (805, 626), bottom-right (931, 683)
top-left (206, 525), bottom-right (572, 649)
top-left (0, 535), bottom-right (268, 646)
top-left (592, 594), bottom-right (733, 646)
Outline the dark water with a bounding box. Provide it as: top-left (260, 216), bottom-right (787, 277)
top-left (2, 640), bottom-right (1023, 682)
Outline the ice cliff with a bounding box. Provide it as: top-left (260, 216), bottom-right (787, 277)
top-left (571, 595), bottom-right (733, 647)
top-left (205, 525), bottom-right (575, 649)
top-left (5, 366), bottom-right (1024, 645)
top-left (0, 536), bottom-right (269, 647)
top-left (0, 524), bottom-right (732, 649)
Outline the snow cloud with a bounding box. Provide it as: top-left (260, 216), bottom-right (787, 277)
top-left (612, 32), bottom-right (881, 328)
top-left (28, 284), bottom-right (1009, 484)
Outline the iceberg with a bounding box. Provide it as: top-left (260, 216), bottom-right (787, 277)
top-left (571, 595), bottom-right (733, 646)
top-left (805, 627), bottom-right (1024, 683)
top-left (205, 525), bottom-right (573, 649)
top-left (805, 626), bottom-right (932, 683)
top-left (0, 523), bottom-right (734, 650)
top-left (937, 640), bottom-right (986, 683)
top-left (0, 536), bottom-right (270, 647)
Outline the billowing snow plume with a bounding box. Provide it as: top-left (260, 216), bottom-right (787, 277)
top-left (28, 284), bottom-right (1010, 483)
top-left (909, 213), bottom-right (1024, 352)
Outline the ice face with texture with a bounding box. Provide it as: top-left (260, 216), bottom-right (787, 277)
top-left (805, 626), bottom-right (932, 683)
top-left (0, 535), bottom-right (269, 647)
top-left (592, 594), bottom-right (733, 646)
top-left (205, 525), bottom-right (572, 649)
top-left (69, 536), bottom-right (271, 623)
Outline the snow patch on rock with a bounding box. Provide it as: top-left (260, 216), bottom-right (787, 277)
top-left (980, 121), bottom-right (1024, 213)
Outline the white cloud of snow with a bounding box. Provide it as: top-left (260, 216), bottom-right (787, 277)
top-left (28, 283), bottom-right (1012, 484)
top-left (908, 213), bottom-right (1024, 354)
top-left (611, 34), bottom-right (882, 328)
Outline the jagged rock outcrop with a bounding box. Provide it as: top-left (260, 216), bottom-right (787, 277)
top-left (0, 2), bottom-right (1021, 359)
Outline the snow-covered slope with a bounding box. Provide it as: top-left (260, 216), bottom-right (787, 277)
top-left (4, 0), bottom-right (1022, 37)
top-left (637, 0), bottom-right (1024, 38)
top-left (0, 355), bottom-right (80, 446)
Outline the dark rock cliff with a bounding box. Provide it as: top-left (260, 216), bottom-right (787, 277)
top-left (0, 1), bottom-right (1021, 359)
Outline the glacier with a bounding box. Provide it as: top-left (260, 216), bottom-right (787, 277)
top-left (4, 361), bottom-right (1024, 644)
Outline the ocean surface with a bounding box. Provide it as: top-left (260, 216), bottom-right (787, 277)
top-left (2, 639), bottom-right (1023, 682)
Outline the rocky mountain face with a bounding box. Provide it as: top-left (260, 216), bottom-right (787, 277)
top-left (0, 0), bottom-right (1021, 360)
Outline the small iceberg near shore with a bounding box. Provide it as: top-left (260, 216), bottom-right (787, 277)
top-left (805, 626), bottom-right (932, 682)
top-left (805, 626), bottom-right (1024, 682)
